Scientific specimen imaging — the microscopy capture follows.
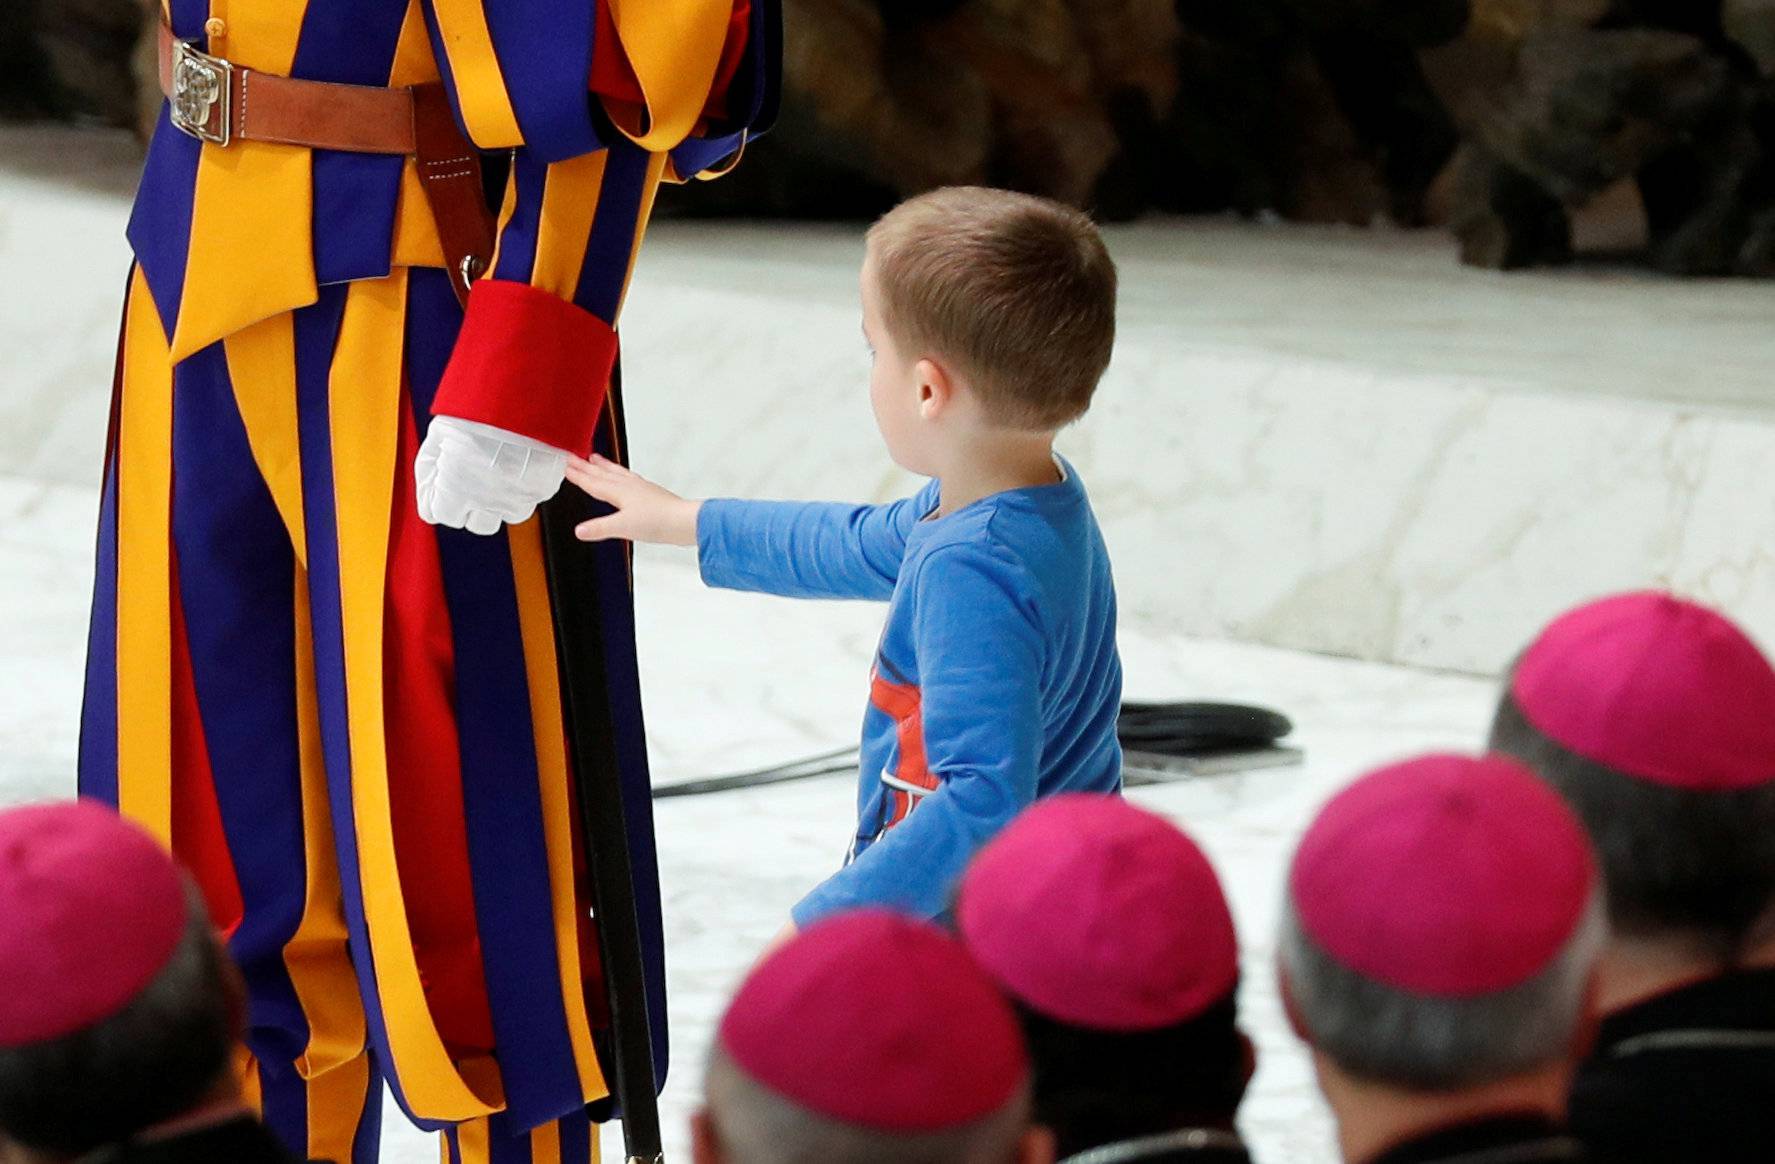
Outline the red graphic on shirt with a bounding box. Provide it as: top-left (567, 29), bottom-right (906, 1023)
top-left (870, 667), bottom-right (938, 829)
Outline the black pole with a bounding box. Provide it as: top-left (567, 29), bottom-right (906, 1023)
top-left (538, 358), bottom-right (665, 1163)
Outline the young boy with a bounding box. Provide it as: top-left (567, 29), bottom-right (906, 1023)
top-left (565, 186), bottom-right (1123, 929)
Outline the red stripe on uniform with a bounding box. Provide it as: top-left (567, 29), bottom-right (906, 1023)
top-left (170, 550), bottom-right (245, 937)
top-left (383, 396), bottom-right (496, 1055)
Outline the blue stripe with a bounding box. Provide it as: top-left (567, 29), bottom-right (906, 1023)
top-left (254, 1058), bottom-right (311, 1158)
top-left (558, 1108), bottom-right (594, 1163)
top-left (404, 270), bottom-right (462, 413)
top-left (487, 1118), bottom-right (536, 1164)
top-left (171, 345), bottom-right (317, 1150)
top-left (311, 153), bottom-right (404, 286)
top-left (404, 271), bottom-right (586, 1133)
top-left (293, 285), bottom-right (433, 1127)
top-left (483, 0), bottom-right (598, 162)
top-left (573, 139), bottom-right (650, 321)
top-left (125, 114), bottom-right (201, 344)
top-left (492, 151), bottom-right (549, 285)
top-left (352, 1055), bottom-right (386, 1164)
top-left (289, 5), bottom-right (413, 287)
top-left (289, 0), bottom-right (410, 286)
top-left (168, 0), bottom-right (208, 40)
top-left (77, 438), bottom-right (121, 806)
top-left (669, 132), bottom-right (745, 181)
top-left (290, 1), bottom-right (410, 85)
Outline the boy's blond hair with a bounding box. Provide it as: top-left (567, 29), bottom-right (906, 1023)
top-left (866, 187), bottom-right (1117, 430)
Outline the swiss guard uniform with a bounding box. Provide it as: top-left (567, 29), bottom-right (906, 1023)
top-left (78, 3), bottom-right (778, 1161)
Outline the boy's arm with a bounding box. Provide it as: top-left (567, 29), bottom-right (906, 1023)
top-left (696, 484), bottom-right (939, 601)
top-left (791, 544), bottom-right (1045, 925)
top-left (565, 456), bottom-right (938, 600)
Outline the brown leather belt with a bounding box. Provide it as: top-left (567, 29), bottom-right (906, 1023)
top-left (156, 23), bottom-right (494, 305)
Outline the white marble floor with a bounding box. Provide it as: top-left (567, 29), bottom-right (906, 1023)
top-left (0, 470), bottom-right (1504, 1164)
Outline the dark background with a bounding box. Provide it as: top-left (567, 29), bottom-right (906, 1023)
top-left (8, 0), bottom-right (1775, 273)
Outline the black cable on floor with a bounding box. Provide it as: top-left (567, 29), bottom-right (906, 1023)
top-left (650, 702), bottom-right (1298, 799)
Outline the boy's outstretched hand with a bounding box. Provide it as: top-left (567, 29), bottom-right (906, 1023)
top-left (564, 455), bottom-right (701, 546)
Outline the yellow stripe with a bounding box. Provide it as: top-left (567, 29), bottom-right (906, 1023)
top-left (173, 140), bottom-right (317, 361)
top-left (509, 522), bottom-right (610, 1104)
top-left (305, 1051), bottom-right (372, 1164)
top-left (429, 0), bottom-right (524, 147)
top-left (169, 1), bottom-right (315, 359)
top-left (530, 152), bottom-right (609, 299)
top-left (607, 0), bottom-right (734, 150)
top-left (530, 1119), bottom-right (562, 1164)
top-left (236, 1048), bottom-right (262, 1116)
top-left (615, 151), bottom-right (669, 317)
top-left (587, 1122), bottom-right (600, 1163)
top-left (327, 272), bottom-right (501, 1120)
top-left (115, 269), bottom-right (175, 846)
top-left (288, 579), bottom-right (370, 1080)
top-left (388, 0), bottom-right (440, 87)
top-left (457, 1118), bottom-right (492, 1164)
top-left (391, 162), bottom-right (450, 272)
top-left (215, 0), bottom-right (306, 75)
top-left (222, 316), bottom-right (308, 561)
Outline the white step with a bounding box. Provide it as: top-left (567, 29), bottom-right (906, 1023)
top-left (9, 126), bottom-right (1775, 675)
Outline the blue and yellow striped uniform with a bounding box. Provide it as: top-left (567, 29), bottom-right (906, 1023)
top-left (79, 3), bottom-right (777, 1161)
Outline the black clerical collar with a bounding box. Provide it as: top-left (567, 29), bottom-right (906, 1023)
top-left (1368, 1113), bottom-right (1581, 1164)
top-left (1595, 965), bottom-right (1775, 1056)
top-left (1058, 1126), bottom-right (1249, 1163)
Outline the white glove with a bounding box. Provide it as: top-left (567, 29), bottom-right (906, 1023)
top-left (414, 416), bottom-right (569, 535)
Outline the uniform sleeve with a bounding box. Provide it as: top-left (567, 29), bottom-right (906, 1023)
top-left (792, 543), bottom-right (1047, 925)
top-left (423, 0), bottom-right (779, 456)
top-left (696, 481), bottom-right (940, 601)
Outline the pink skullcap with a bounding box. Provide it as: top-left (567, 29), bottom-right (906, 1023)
top-left (958, 794), bottom-right (1239, 1031)
top-left (1289, 754), bottom-right (1595, 998)
top-left (0, 800), bottom-right (190, 1047)
top-left (1512, 591), bottom-right (1775, 792)
top-left (718, 910), bottom-right (1028, 1132)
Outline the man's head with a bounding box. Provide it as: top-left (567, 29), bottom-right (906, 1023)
top-left (1489, 591), bottom-right (1775, 962)
top-left (861, 187), bottom-right (1117, 475)
top-left (956, 795), bottom-right (1250, 1156)
top-left (0, 801), bottom-right (239, 1163)
top-left (694, 910), bottom-right (1052, 1164)
top-left (1280, 754), bottom-right (1603, 1094)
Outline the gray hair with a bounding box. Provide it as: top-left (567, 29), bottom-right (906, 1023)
top-left (1490, 691), bottom-right (1775, 960)
top-left (1278, 892), bottom-right (1604, 1091)
top-left (704, 1045), bottom-right (1033, 1164)
top-left (0, 886), bottom-right (233, 1158)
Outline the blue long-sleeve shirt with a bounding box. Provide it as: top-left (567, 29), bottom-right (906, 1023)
top-left (696, 458), bottom-right (1123, 926)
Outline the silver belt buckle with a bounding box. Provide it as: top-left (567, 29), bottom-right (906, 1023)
top-left (170, 39), bottom-right (233, 146)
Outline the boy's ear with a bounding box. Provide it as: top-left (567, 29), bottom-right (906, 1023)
top-left (915, 357), bottom-right (954, 419)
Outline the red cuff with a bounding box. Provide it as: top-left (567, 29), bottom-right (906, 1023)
top-left (432, 280), bottom-right (617, 456)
